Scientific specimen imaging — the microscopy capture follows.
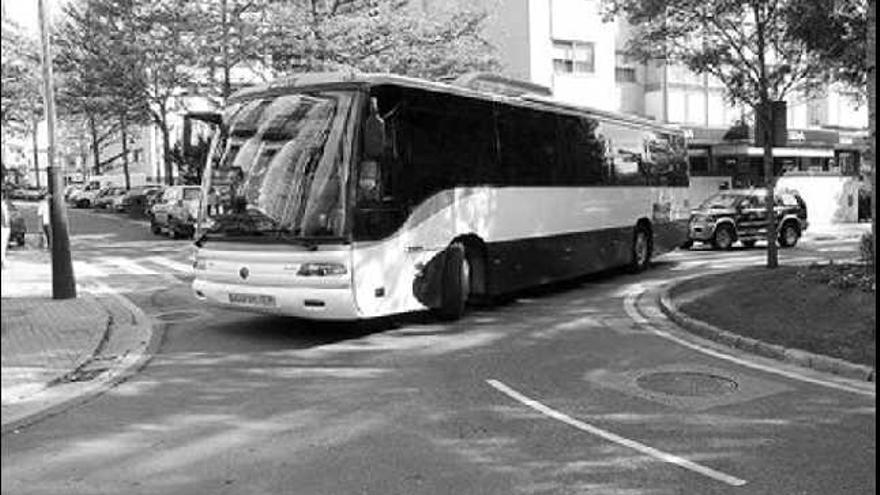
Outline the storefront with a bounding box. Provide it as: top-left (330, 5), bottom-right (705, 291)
top-left (681, 126), bottom-right (869, 224)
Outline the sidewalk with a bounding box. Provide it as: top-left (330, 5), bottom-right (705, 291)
top-left (1, 248), bottom-right (158, 434)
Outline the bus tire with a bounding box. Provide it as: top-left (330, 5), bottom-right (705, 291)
top-left (435, 243), bottom-right (469, 321)
top-left (629, 225), bottom-right (652, 273)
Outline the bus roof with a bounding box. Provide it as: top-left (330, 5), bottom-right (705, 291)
top-left (229, 71), bottom-right (682, 134)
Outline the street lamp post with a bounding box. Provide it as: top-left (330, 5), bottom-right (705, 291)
top-left (38, 0), bottom-right (77, 299)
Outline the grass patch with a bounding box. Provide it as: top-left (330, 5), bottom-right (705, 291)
top-left (673, 263), bottom-right (875, 367)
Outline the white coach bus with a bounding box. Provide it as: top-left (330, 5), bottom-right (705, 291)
top-left (190, 72), bottom-right (691, 320)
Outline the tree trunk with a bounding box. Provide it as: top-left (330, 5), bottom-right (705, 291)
top-left (754, 3), bottom-right (778, 269)
top-left (31, 117), bottom-right (41, 188)
top-left (160, 114), bottom-right (173, 185)
top-left (222, 0), bottom-right (231, 102)
top-left (869, 0), bottom-right (876, 269)
top-left (120, 112), bottom-right (131, 190)
top-left (89, 115), bottom-right (100, 178)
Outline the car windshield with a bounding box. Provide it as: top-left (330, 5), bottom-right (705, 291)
top-left (699, 193), bottom-right (744, 209)
top-left (199, 90), bottom-right (356, 243)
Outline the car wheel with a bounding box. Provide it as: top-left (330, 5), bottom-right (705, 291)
top-left (434, 242), bottom-right (470, 321)
top-left (15, 234), bottom-right (25, 247)
top-left (712, 225), bottom-right (735, 250)
top-left (741, 240), bottom-right (757, 248)
top-left (629, 225), bottom-right (652, 272)
top-left (680, 239), bottom-right (694, 250)
top-left (150, 220), bottom-right (162, 236)
top-left (778, 222), bottom-right (800, 248)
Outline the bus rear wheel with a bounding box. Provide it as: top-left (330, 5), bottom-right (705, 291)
top-left (629, 225), bottom-right (652, 273)
top-left (435, 242), bottom-right (470, 321)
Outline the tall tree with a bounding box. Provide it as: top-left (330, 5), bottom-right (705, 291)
top-left (55, 0), bottom-right (143, 179)
top-left (606, 0), bottom-right (828, 268)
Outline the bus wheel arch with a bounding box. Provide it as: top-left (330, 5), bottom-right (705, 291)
top-left (630, 219), bottom-right (653, 272)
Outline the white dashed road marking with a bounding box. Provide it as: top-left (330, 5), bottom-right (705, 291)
top-left (145, 255), bottom-right (193, 274)
top-left (486, 379), bottom-right (748, 487)
top-left (101, 256), bottom-right (161, 276)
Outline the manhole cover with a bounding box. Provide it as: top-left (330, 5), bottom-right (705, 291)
top-left (155, 311), bottom-right (204, 322)
top-left (636, 371), bottom-right (738, 397)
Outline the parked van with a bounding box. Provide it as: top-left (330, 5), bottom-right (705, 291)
top-left (150, 185), bottom-right (202, 238)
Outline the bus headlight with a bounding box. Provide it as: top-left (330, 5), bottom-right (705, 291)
top-left (297, 262), bottom-right (348, 276)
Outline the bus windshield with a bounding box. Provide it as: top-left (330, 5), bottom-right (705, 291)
top-left (199, 90), bottom-right (356, 243)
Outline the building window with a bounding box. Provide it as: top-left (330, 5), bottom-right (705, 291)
top-left (615, 67), bottom-right (636, 83)
top-left (553, 40), bottom-right (595, 74)
top-left (615, 52), bottom-right (636, 82)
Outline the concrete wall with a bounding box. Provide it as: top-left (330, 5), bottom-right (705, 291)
top-left (776, 175), bottom-right (860, 225)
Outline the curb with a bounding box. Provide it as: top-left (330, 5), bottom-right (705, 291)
top-left (657, 282), bottom-right (875, 383)
top-left (1, 288), bottom-right (165, 435)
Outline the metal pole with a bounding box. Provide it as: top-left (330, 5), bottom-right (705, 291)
top-left (38, 0), bottom-right (77, 299)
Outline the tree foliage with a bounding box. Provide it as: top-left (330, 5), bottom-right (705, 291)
top-left (604, 0), bottom-right (827, 108)
top-left (264, 0), bottom-right (499, 79)
top-left (785, 0), bottom-right (868, 92)
top-left (1, 19), bottom-right (42, 129)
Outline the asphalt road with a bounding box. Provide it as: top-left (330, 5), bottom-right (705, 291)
top-left (1, 207), bottom-right (875, 495)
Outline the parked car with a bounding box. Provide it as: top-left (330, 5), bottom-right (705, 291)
top-left (120, 186), bottom-right (161, 213)
top-left (93, 187), bottom-right (127, 210)
top-left (10, 186), bottom-right (47, 201)
top-left (4, 198), bottom-right (27, 247)
top-left (144, 188), bottom-right (166, 219)
top-left (64, 184), bottom-right (84, 201)
top-left (150, 185), bottom-right (202, 238)
top-left (686, 189), bottom-right (808, 249)
top-left (71, 183), bottom-right (104, 208)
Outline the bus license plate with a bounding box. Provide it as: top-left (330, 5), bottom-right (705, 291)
top-left (228, 293), bottom-right (276, 307)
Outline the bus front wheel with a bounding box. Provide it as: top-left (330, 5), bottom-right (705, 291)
top-left (435, 243), bottom-right (470, 321)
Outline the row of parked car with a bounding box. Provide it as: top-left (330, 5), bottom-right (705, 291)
top-left (7, 186), bottom-right (49, 201)
top-left (65, 183), bottom-right (203, 239)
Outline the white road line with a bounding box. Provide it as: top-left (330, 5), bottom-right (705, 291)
top-left (486, 379), bottom-right (748, 487)
top-left (72, 260), bottom-right (107, 278)
top-left (101, 256), bottom-right (161, 275)
top-left (145, 256), bottom-right (193, 273)
top-left (622, 289), bottom-right (875, 398)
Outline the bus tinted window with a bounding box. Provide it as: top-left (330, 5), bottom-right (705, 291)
top-left (497, 106), bottom-right (558, 185)
top-left (556, 114), bottom-right (606, 185)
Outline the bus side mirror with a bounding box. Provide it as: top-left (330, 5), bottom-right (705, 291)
top-left (363, 97), bottom-right (386, 160)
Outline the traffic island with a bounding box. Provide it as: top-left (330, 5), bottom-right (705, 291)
top-left (658, 263), bottom-right (875, 382)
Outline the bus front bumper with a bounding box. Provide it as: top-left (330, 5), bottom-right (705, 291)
top-left (192, 278), bottom-right (361, 320)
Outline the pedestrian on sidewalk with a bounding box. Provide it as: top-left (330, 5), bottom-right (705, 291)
top-left (38, 195), bottom-right (51, 250)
